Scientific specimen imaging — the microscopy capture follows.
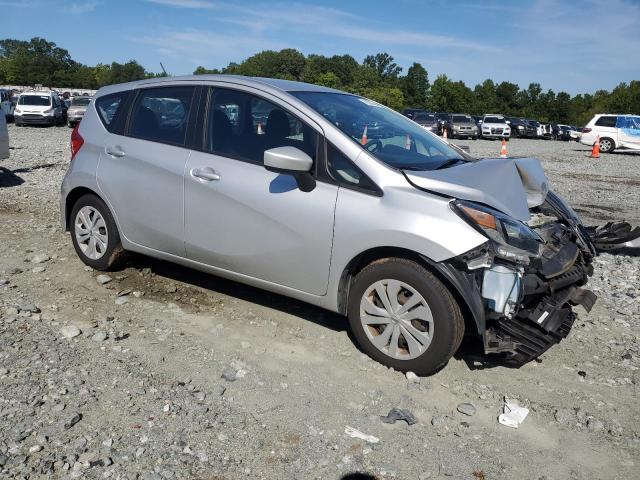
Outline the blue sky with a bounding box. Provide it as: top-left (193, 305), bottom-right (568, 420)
top-left (1, 0), bottom-right (639, 94)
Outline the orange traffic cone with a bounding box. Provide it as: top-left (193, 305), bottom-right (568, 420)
top-left (404, 134), bottom-right (411, 150)
top-left (591, 135), bottom-right (600, 159)
top-left (257, 122), bottom-right (264, 135)
top-left (442, 128), bottom-right (448, 140)
top-left (360, 124), bottom-right (368, 145)
top-left (500, 138), bottom-right (508, 158)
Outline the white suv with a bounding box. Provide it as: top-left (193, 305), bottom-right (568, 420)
top-left (580, 114), bottom-right (640, 153)
top-left (479, 114), bottom-right (511, 139)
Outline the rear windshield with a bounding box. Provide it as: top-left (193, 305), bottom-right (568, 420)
top-left (483, 116), bottom-right (505, 124)
top-left (19, 95), bottom-right (51, 106)
top-left (452, 115), bottom-right (472, 123)
top-left (71, 97), bottom-right (91, 106)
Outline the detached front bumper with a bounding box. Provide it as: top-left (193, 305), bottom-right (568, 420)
top-left (449, 191), bottom-right (597, 365)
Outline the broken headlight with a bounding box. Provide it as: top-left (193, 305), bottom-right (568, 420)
top-left (453, 200), bottom-right (542, 264)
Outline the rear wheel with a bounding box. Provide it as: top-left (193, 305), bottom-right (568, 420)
top-left (599, 137), bottom-right (615, 153)
top-left (70, 194), bottom-right (126, 271)
top-left (347, 258), bottom-right (464, 375)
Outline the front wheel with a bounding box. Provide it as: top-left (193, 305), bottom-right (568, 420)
top-left (347, 258), bottom-right (464, 375)
top-left (70, 194), bottom-right (127, 271)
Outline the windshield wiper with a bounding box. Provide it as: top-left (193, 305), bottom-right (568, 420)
top-left (434, 158), bottom-right (465, 170)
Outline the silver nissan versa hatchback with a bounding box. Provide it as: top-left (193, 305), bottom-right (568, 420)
top-left (61, 75), bottom-right (597, 374)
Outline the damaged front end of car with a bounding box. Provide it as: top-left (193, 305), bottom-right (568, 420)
top-left (449, 183), bottom-right (596, 365)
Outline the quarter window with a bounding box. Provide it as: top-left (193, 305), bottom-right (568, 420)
top-left (206, 88), bottom-right (317, 166)
top-left (595, 116), bottom-right (617, 127)
top-left (128, 86), bottom-right (195, 146)
top-left (327, 143), bottom-right (379, 194)
top-left (96, 91), bottom-right (130, 132)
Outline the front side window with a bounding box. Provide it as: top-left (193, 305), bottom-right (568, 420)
top-left (206, 88), bottom-right (318, 166)
top-left (128, 86), bottom-right (194, 146)
top-left (19, 95), bottom-right (51, 106)
top-left (595, 116), bottom-right (617, 128)
top-left (292, 92), bottom-right (465, 171)
top-left (616, 116), bottom-right (640, 135)
top-left (327, 143), bottom-right (379, 194)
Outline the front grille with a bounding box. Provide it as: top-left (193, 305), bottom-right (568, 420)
top-left (491, 128), bottom-right (504, 134)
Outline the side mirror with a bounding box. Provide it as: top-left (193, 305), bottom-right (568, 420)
top-left (264, 146), bottom-right (316, 192)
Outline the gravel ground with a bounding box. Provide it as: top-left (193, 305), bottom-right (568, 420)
top-left (0, 125), bottom-right (638, 479)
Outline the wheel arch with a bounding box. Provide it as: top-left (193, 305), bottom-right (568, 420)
top-left (337, 246), bottom-right (485, 335)
top-left (64, 186), bottom-right (103, 231)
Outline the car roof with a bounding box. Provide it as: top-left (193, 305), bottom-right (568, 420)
top-left (97, 74), bottom-right (345, 97)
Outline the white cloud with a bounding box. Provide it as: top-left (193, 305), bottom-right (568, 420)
top-left (70, 1), bottom-right (100, 14)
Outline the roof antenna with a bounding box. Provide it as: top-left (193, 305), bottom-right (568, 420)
top-left (160, 62), bottom-right (167, 76)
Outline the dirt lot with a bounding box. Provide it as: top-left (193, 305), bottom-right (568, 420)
top-left (1, 125), bottom-right (639, 479)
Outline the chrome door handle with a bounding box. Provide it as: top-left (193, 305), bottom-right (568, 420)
top-left (190, 167), bottom-right (220, 182)
top-left (105, 146), bottom-right (126, 158)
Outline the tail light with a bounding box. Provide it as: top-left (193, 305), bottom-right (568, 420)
top-left (582, 127), bottom-right (592, 134)
top-left (70, 123), bottom-right (84, 161)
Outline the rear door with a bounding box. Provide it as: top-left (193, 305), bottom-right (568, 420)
top-left (594, 115), bottom-right (618, 142)
top-left (184, 86), bottom-right (338, 295)
top-left (96, 85), bottom-right (197, 256)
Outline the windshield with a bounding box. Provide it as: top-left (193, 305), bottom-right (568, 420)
top-left (484, 116), bottom-right (505, 124)
top-left (452, 115), bottom-right (472, 123)
top-left (414, 113), bottom-right (435, 122)
top-left (292, 92), bottom-right (465, 171)
top-left (19, 95), bottom-right (51, 106)
top-left (71, 97), bottom-right (91, 106)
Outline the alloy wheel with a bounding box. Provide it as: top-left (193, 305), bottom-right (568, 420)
top-left (359, 279), bottom-right (434, 360)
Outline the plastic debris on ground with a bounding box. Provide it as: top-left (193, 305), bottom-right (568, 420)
top-left (498, 398), bottom-right (529, 428)
top-left (344, 426), bottom-right (380, 443)
top-left (380, 408), bottom-right (418, 426)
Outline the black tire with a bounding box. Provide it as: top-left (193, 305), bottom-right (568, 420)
top-left (69, 194), bottom-right (127, 271)
top-left (347, 258), bottom-right (464, 375)
top-left (599, 137), bottom-right (615, 153)
top-left (67, 121), bottom-right (73, 128)
top-left (472, 136), bottom-right (477, 140)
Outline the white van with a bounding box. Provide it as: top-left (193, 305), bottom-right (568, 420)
top-left (14, 90), bottom-right (64, 127)
top-left (580, 114), bottom-right (640, 153)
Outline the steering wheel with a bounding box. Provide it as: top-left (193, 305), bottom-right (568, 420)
top-left (364, 139), bottom-right (383, 153)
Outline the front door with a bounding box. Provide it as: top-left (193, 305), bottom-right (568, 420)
top-left (184, 87), bottom-right (338, 295)
top-left (97, 85), bottom-right (196, 256)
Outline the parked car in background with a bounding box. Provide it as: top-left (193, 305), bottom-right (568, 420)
top-left (449, 114), bottom-right (478, 139)
top-left (435, 112), bottom-right (452, 136)
top-left (61, 75), bottom-right (597, 374)
top-left (67, 96), bottom-right (91, 127)
top-left (526, 120), bottom-right (543, 138)
top-left (402, 108), bottom-right (428, 120)
top-left (479, 114), bottom-right (511, 139)
top-left (580, 114), bottom-right (640, 153)
top-left (1, 89), bottom-right (15, 121)
top-left (14, 91), bottom-right (64, 126)
top-left (552, 124), bottom-right (572, 141)
top-left (411, 112), bottom-right (439, 133)
top-left (568, 126), bottom-right (582, 141)
top-left (0, 112), bottom-right (9, 160)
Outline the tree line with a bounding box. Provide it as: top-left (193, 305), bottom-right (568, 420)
top-left (2, 38), bottom-right (638, 126)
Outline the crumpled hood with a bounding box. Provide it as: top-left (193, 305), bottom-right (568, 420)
top-left (404, 157), bottom-right (549, 221)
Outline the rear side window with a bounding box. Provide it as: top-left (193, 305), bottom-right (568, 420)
top-left (96, 91), bottom-right (130, 133)
top-left (595, 116), bottom-right (617, 127)
top-left (205, 88), bottom-right (318, 166)
top-left (128, 86), bottom-right (195, 146)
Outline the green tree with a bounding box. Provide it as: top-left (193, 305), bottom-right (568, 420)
top-left (403, 62), bottom-right (429, 108)
top-left (363, 52), bottom-right (402, 81)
